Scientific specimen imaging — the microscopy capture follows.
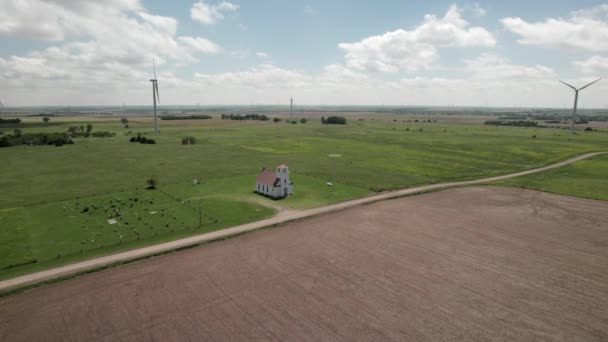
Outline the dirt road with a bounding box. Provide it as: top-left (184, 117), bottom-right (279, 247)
top-left (0, 151), bottom-right (605, 293)
top-left (1, 187), bottom-right (607, 341)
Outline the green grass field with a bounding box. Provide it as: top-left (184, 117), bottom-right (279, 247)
top-left (491, 153), bottom-right (608, 201)
top-left (1, 116), bottom-right (608, 279)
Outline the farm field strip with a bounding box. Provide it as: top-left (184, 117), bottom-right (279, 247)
top-left (1, 186), bottom-right (607, 341)
top-left (0, 151), bottom-right (603, 294)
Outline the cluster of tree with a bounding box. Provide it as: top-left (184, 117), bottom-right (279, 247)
top-left (0, 131), bottom-right (73, 147)
top-left (404, 119), bottom-right (437, 123)
top-left (321, 116), bottom-right (347, 125)
top-left (91, 131), bottom-right (116, 138)
top-left (484, 120), bottom-right (539, 127)
top-left (181, 136), bottom-right (197, 145)
top-left (121, 117), bottom-right (129, 128)
top-left (273, 117), bottom-right (282, 123)
top-left (66, 124), bottom-right (115, 138)
top-left (129, 133), bottom-right (156, 144)
top-left (221, 113), bottom-right (269, 121)
top-left (67, 124), bottom-right (93, 137)
top-left (0, 118), bottom-right (21, 124)
top-left (161, 115), bottom-right (213, 120)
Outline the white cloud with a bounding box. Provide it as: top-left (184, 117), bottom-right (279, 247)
top-left (501, 4), bottom-right (608, 51)
top-left (255, 52), bottom-right (269, 58)
top-left (0, 0), bottom-right (222, 105)
top-left (194, 64), bottom-right (312, 89)
top-left (465, 53), bottom-right (556, 81)
top-left (191, 1), bottom-right (239, 25)
top-left (178, 37), bottom-right (222, 54)
top-left (574, 55), bottom-right (608, 75)
top-left (338, 5), bottom-right (495, 72)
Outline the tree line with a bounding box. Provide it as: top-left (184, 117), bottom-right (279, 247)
top-left (221, 114), bottom-right (269, 121)
top-left (160, 115), bottom-right (213, 120)
top-left (484, 120), bottom-right (538, 127)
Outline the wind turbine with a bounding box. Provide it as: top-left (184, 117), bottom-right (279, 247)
top-left (150, 59), bottom-right (160, 133)
top-left (560, 78), bottom-right (601, 133)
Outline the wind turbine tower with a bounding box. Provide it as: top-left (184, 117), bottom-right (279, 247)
top-left (290, 97), bottom-right (293, 123)
top-left (150, 59), bottom-right (160, 133)
top-left (560, 78), bottom-right (601, 133)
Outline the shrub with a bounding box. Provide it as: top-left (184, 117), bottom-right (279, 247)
top-left (43, 117), bottom-right (50, 123)
top-left (146, 139), bottom-right (156, 144)
top-left (146, 178), bottom-right (157, 189)
top-left (129, 137), bottom-right (137, 142)
top-left (299, 118), bottom-right (307, 124)
top-left (532, 135), bottom-right (537, 139)
top-left (323, 116), bottom-right (347, 125)
top-left (13, 128), bottom-right (22, 137)
top-left (140, 136), bottom-right (149, 144)
top-left (181, 136), bottom-right (196, 145)
top-left (91, 131), bottom-right (115, 137)
top-left (585, 127), bottom-right (593, 132)
top-left (273, 117), bottom-right (281, 123)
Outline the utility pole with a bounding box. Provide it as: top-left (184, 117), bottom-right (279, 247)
top-left (290, 97), bottom-right (293, 123)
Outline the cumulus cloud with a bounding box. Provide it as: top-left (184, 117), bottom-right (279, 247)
top-left (464, 53), bottom-right (556, 81)
top-left (194, 64), bottom-right (312, 89)
top-left (0, 1), bottom-right (220, 84)
top-left (191, 1), bottom-right (239, 25)
top-left (338, 5), bottom-right (495, 73)
top-left (178, 37), bottom-right (222, 54)
top-left (574, 55), bottom-right (608, 75)
top-left (501, 4), bottom-right (608, 51)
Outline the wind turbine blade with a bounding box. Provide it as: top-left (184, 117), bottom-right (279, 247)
top-left (155, 82), bottom-right (160, 104)
top-left (578, 78), bottom-right (601, 91)
top-left (559, 80), bottom-right (577, 91)
top-left (153, 58), bottom-right (157, 80)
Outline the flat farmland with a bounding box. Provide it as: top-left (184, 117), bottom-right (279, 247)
top-left (2, 115), bottom-right (608, 279)
top-left (1, 186), bottom-right (606, 341)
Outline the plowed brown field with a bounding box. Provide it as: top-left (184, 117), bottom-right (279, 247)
top-left (1, 186), bottom-right (607, 341)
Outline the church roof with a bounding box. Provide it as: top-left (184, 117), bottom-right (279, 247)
top-left (256, 169), bottom-right (278, 186)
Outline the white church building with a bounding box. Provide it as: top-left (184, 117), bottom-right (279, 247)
top-left (255, 165), bottom-right (294, 199)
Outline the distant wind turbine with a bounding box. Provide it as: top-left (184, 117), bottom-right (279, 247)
top-left (0, 99), bottom-right (3, 113)
top-left (560, 78), bottom-right (601, 133)
top-left (150, 59), bottom-right (160, 133)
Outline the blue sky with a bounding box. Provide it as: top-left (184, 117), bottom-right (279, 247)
top-left (1, 0), bottom-right (608, 107)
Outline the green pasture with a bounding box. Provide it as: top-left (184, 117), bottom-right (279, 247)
top-left (491, 153), bottom-right (608, 201)
top-left (164, 173), bottom-right (371, 209)
top-left (0, 188), bottom-right (273, 279)
top-left (1, 116), bottom-right (608, 279)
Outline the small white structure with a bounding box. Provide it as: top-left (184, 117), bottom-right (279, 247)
top-left (255, 165), bottom-right (294, 199)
